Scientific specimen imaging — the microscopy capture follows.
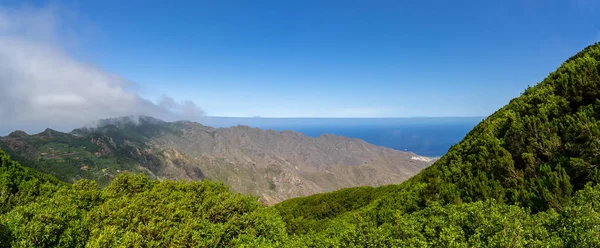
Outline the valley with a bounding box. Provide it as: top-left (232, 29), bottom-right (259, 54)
top-left (3, 41), bottom-right (600, 247)
top-left (0, 117), bottom-right (434, 205)
top-left (1, 1), bottom-right (599, 246)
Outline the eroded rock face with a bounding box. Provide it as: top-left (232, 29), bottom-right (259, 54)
top-left (0, 116), bottom-right (434, 205)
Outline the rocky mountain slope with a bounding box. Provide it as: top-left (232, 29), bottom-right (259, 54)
top-left (0, 116), bottom-right (433, 204)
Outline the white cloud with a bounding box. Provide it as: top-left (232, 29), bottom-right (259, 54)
top-left (157, 95), bottom-right (205, 119)
top-left (0, 4), bottom-right (203, 134)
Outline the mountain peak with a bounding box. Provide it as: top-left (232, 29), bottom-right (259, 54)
top-left (40, 128), bottom-right (57, 134)
top-left (7, 130), bottom-right (28, 138)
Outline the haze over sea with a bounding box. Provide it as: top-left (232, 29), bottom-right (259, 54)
top-left (199, 117), bottom-right (482, 157)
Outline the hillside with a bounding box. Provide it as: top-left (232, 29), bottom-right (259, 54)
top-left (2, 43), bottom-right (600, 247)
top-left (275, 42), bottom-right (600, 237)
top-left (3, 143), bottom-right (600, 247)
top-left (0, 116), bottom-right (433, 204)
top-left (0, 149), bottom-right (290, 247)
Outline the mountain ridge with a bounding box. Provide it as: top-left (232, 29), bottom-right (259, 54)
top-left (2, 43), bottom-right (600, 247)
top-left (0, 116), bottom-right (434, 204)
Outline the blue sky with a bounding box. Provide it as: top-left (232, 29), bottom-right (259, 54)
top-left (6, 0), bottom-right (600, 118)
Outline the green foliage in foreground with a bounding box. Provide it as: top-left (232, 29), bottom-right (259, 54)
top-left (1, 149), bottom-right (287, 247)
top-left (3, 147), bottom-right (600, 247)
top-left (4, 43), bottom-right (600, 247)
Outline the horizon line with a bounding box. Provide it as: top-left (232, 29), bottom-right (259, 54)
top-left (202, 116), bottom-right (486, 119)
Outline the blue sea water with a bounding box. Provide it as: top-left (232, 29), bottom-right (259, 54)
top-left (262, 124), bottom-right (475, 157)
top-left (200, 117), bottom-right (483, 157)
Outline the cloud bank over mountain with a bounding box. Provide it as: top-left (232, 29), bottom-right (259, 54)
top-left (0, 3), bottom-right (203, 134)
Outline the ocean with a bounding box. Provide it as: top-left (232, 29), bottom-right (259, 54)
top-left (199, 117), bottom-right (483, 157)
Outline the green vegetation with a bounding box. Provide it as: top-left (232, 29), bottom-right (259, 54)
top-left (75, 116), bottom-right (184, 146)
top-left (274, 42), bottom-right (600, 243)
top-left (1, 149), bottom-right (288, 247)
top-left (3, 43), bottom-right (600, 246)
top-left (0, 149), bottom-right (64, 215)
top-left (0, 121), bottom-right (168, 187)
